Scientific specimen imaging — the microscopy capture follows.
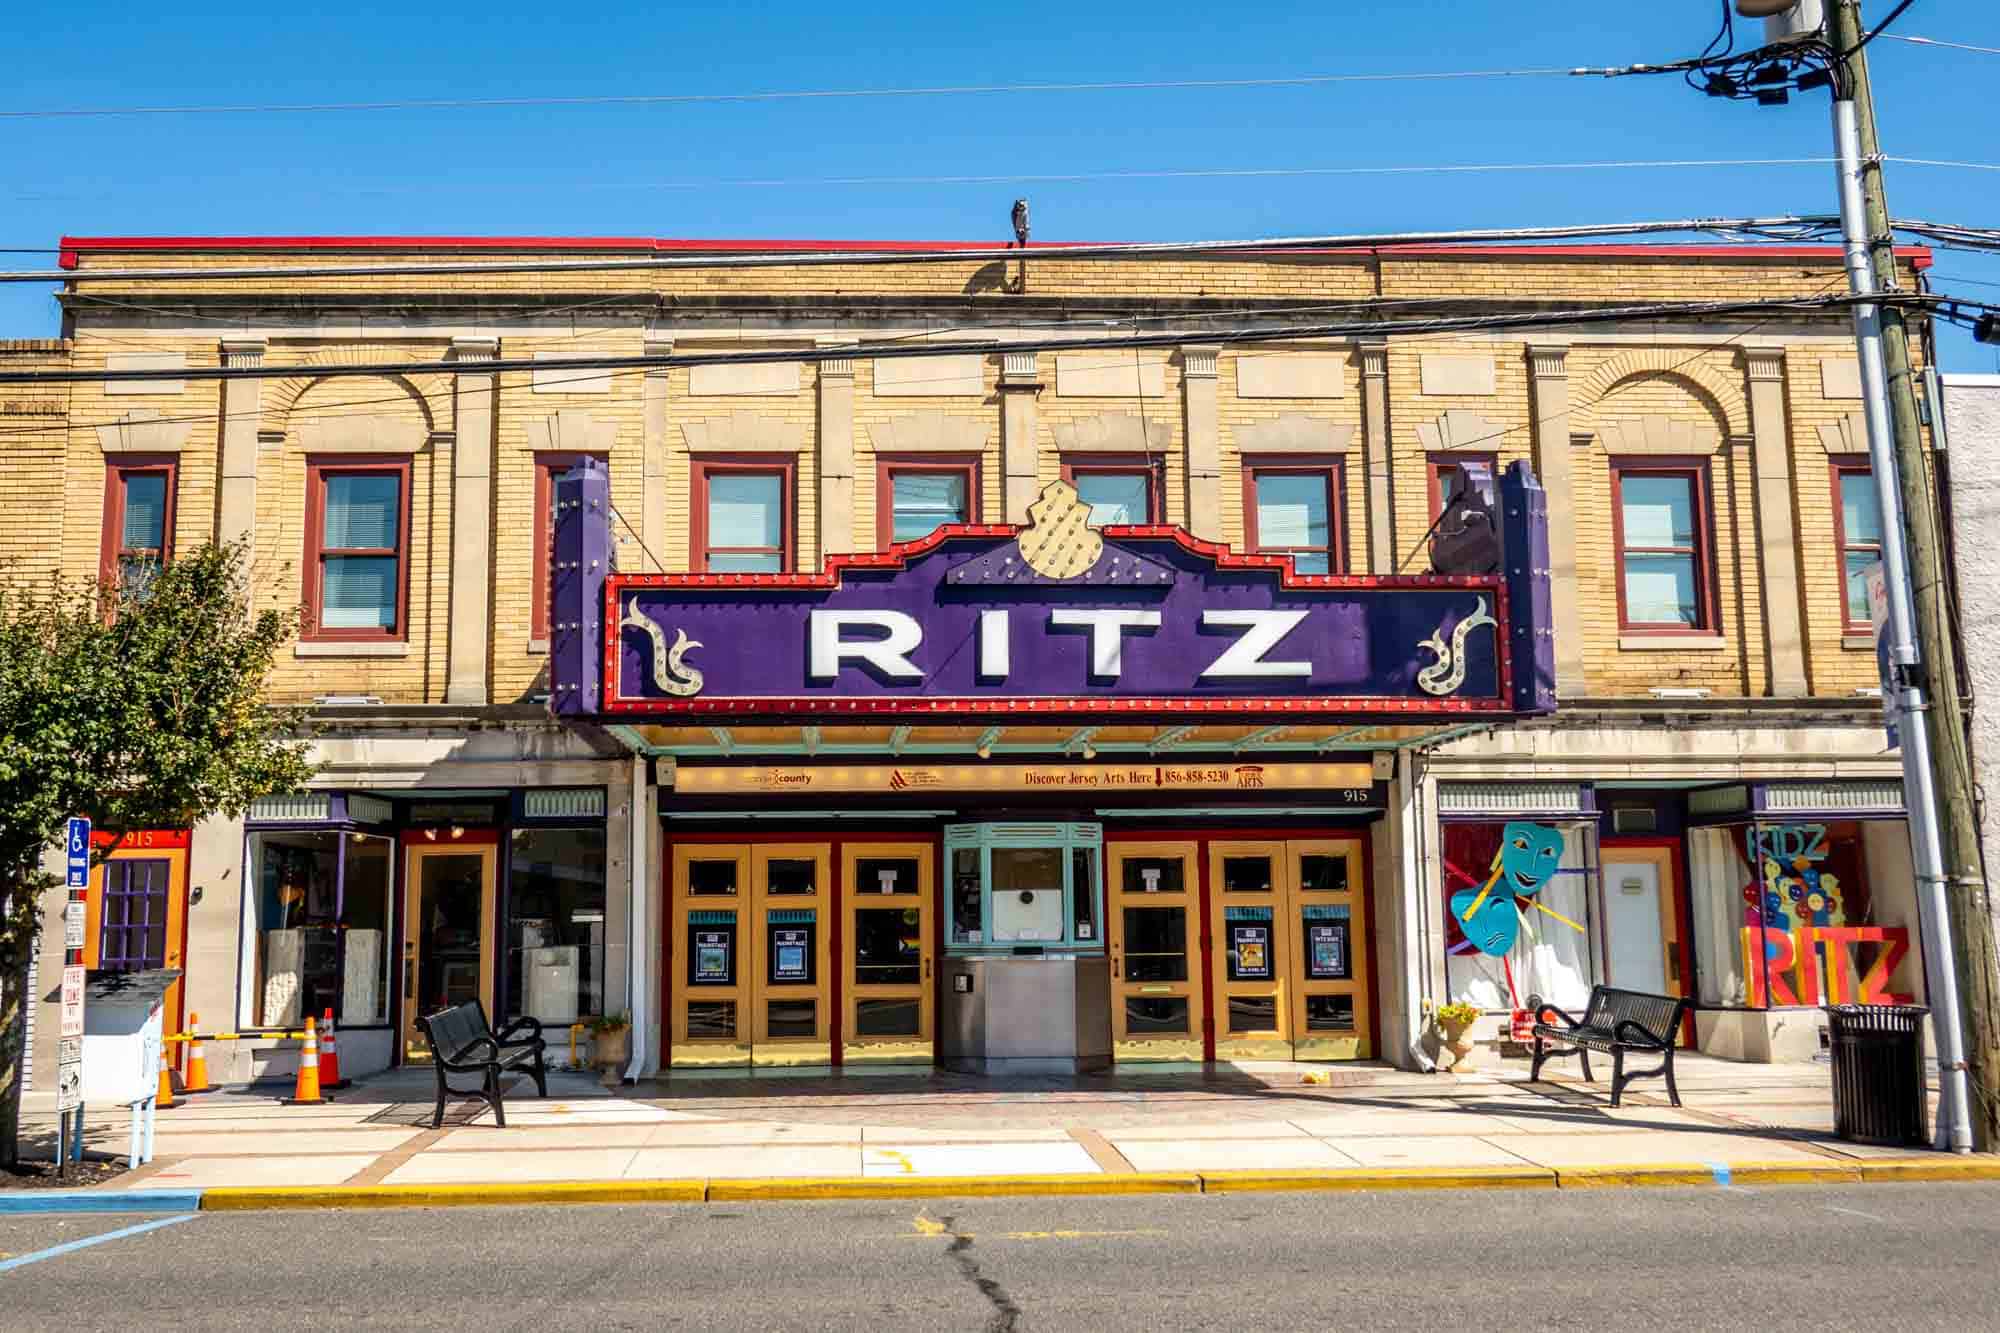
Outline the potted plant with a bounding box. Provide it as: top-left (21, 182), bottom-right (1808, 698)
top-left (587, 1012), bottom-right (631, 1083)
top-left (1434, 1001), bottom-right (1482, 1071)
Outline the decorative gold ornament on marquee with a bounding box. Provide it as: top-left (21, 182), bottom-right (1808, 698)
top-left (1017, 479), bottom-right (1104, 579)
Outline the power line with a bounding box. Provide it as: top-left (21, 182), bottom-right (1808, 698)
top-left (0, 66), bottom-right (1579, 121)
top-left (0, 291), bottom-right (1929, 394)
top-left (0, 294), bottom-right (1632, 440)
top-left (3, 158), bottom-right (1851, 210)
top-left (0, 215), bottom-right (1846, 285)
top-left (1880, 33), bottom-right (2000, 56)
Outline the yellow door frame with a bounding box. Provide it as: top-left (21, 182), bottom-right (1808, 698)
top-left (841, 841), bottom-right (935, 1066)
top-left (401, 842), bottom-right (498, 1061)
top-left (1106, 841), bottom-right (1204, 1062)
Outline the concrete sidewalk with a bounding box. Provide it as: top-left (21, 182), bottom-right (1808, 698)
top-left (16, 1051), bottom-right (1951, 1196)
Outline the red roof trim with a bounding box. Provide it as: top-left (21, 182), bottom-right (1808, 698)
top-left (55, 234), bottom-right (1934, 270)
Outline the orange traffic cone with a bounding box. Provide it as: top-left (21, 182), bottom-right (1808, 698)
top-left (282, 1016), bottom-right (327, 1105)
top-left (320, 1008), bottom-right (349, 1090)
top-left (182, 1014), bottom-right (212, 1094)
top-left (155, 1043), bottom-right (177, 1108)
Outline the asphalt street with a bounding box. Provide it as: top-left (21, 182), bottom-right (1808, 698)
top-left (2, 1183), bottom-right (1994, 1331)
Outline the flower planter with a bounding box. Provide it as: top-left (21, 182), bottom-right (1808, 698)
top-left (1439, 1019), bottom-right (1478, 1072)
top-left (592, 1028), bottom-right (631, 1083)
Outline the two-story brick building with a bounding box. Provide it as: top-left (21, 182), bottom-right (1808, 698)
top-left (9, 233), bottom-right (1935, 1088)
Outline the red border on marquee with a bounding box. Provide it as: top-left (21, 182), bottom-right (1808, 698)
top-left (599, 523), bottom-right (1513, 718)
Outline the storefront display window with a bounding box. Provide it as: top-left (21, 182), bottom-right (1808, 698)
top-left (1688, 819), bottom-right (1921, 1009)
top-left (249, 829), bottom-right (392, 1027)
top-left (1442, 819), bottom-right (1599, 1011)
top-left (505, 826), bottom-right (608, 1025)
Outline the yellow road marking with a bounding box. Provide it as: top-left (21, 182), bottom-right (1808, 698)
top-left (912, 1213), bottom-right (948, 1236)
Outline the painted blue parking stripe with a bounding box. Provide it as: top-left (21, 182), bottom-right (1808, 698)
top-left (0, 1213), bottom-right (198, 1274)
top-left (0, 1189), bottom-right (204, 1215)
top-left (1707, 1162), bottom-right (1733, 1186)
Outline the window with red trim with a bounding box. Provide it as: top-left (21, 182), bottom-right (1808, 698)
top-left (100, 456), bottom-right (177, 596)
top-left (1243, 459), bottom-right (1345, 574)
top-left (1611, 461), bottom-right (1714, 632)
top-left (877, 455), bottom-right (978, 548)
top-left (1426, 453), bottom-right (1498, 521)
top-left (532, 453), bottom-right (608, 640)
top-left (303, 457), bottom-right (411, 641)
top-left (1060, 457), bottom-right (1160, 526)
top-left (1830, 457), bottom-right (1883, 631)
top-left (692, 456), bottom-right (793, 572)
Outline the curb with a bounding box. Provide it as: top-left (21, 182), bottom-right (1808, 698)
top-left (0, 1189), bottom-right (205, 1216)
top-left (199, 1179), bottom-right (706, 1212)
top-left (41, 1155), bottom-right (1994, 1214)
top-left (1555, 1161), bottom-right (1862, 1188)
top-left (1200, 1165), bottom-right (1555, 1193)
top-left (706, 1173), bottom-right (1201, 1201)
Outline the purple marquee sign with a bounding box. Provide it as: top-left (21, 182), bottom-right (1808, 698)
top-left (550, 460), bottom-right (1555, 721)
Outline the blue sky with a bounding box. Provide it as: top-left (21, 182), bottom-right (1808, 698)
top-left (2, 2), bottom-right (1993, 367)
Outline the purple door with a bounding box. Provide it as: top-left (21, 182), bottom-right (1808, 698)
top-left (99, 858), bottom-right (171, 972)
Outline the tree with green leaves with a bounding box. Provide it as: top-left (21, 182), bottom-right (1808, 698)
top-left (0, 541), bottom-right (315, 1169)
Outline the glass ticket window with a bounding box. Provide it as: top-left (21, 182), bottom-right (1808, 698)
top-left (942, 823), bottom-right (1104, 955)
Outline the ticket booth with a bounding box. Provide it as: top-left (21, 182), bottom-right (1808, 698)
top-left (938, 822), bottom-right (1111, 1075)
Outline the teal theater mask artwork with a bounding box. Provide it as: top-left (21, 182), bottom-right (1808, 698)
top-left (1449, 821), bottom-right (1574, 958)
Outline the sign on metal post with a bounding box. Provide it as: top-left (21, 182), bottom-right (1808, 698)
top-left (65, 816), bottom-right (91, 888)
top-left (60, 965), bottom-right (86, 1038)
top-left (63, 900), bottom-right (86, 950)
top-left (57, 1036), bottom-right (83, 1113)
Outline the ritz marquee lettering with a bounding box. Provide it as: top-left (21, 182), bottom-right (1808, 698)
top-left (806, 608), bottom-right (1316, 684)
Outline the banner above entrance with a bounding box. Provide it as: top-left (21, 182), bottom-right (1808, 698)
top-left (673, 759), bottom-right (1379, 798)
top-left (550, 460), bottom-right (1555, 721)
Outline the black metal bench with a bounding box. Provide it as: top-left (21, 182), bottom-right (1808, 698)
top-left (1530, 985), bottom-right (1691, 1108)
top-left (415, 1000), bottom-right (549, 1128)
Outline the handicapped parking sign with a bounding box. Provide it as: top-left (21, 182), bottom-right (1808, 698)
top-left (65, 817), bottom-right (91, 888)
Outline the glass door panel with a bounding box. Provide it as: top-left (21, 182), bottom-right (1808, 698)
top-left (843, 843), bottom-right (934, 1066)
top-left (670, 845), bottom-right (752, 1068)
top-left (1208, 842), bottom-right (1293, 1061)
top-left (749, 844), bottom-right (832, 1066)
top-left (1287, 839), bottom-right (1371, 1061)
top-left (1108, 843), bottom-right (1203, 1062)
top-left (402, 844), bottom-right (497, 1062)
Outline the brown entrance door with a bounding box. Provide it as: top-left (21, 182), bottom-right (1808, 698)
top-left (402, 843), bottom-right (498, 1061)
top-left (842, 842), bottom-right (935, 1066)
top-left (1208, 842), bottom-right (1293, 1061)
top-left (1107, 842), bottom-right (1204, 1062)
top-left (1286, 839), bottom-right (1371, 1061)
top-left (1207, 837), bottom-right (1372, 1062)
top-left (669, 841), bottom-right (835, 1069)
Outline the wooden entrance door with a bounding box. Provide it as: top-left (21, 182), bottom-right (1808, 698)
top-left (1106, 842), bottom-right (1204, 1062)
top-left (842, 842), bottom-right (935, 1066)
top-left (669, 841), bottom-right (834, 1069)
top-left (1286, 839), bottom-right (1371, 1061)
top-left (402, 843), bottom-right (498, 1062)
top-left (1207, 837), bottom-right (1372, 1062)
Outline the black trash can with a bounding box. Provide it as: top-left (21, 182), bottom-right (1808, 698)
top-left (1824, 1004), bottom-right (1930, 1146)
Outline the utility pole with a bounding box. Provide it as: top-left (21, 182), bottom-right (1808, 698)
top-left (1827, 0), bottom-right (1999, 1151)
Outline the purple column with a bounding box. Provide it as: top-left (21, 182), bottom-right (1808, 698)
top-left (1501, 460), bottom-right (1556, 715)
top-left (549, 458), bottom-right (612, 716)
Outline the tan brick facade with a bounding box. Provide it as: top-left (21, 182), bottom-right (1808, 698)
top-left (11, 239), bottom-right (1930, 709)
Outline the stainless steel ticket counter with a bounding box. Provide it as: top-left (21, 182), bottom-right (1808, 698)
top-left (936, 822), bottom-right (1113, 1075)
